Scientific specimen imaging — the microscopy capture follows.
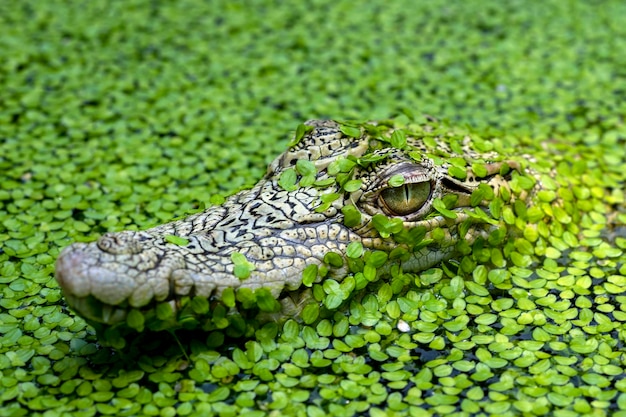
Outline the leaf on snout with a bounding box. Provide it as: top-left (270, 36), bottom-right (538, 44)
top-left (231, 252), bottom-right (255, 280)
top-left (296, 159), bottom-right (317, 177)
top-left (165, 235), bottom-right (190, 246)
top-left (278, 168), bottom-right (298, 191)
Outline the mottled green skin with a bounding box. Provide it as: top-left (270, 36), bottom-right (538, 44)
top-left (55, 120), bottom-right (516, 325)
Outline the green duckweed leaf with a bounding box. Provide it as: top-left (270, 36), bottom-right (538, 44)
top-left (432, 198), bottom-right (457, 219)
top-left (390, 130), bottom-right (407, 149)
top-left (343, 180), bottom-right (363, 192)
top-left (278, 168), bottom-right (298, 191)
top-left (346, 241), bottom-right (364, 259)
top-left (126, 310), bottom-right (145, 332)
top-left (296, 159), bottom-right (317, 177)
top-left (231, 252), bottom-right (255, 280)
top-left (340, 125), bottom-right (361, 138)
top-left (302, 264), bottom-right (318, 287)
top-left (165, 235), bottom-right (189, 246)
top-left (342, 204), bottom-right (362, 227)
top-left (289, 124), bottom-right (315, 147)
top-left (388, 174), bottom-right (405, 187)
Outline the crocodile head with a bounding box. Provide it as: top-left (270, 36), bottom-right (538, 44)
top-left (55, 120), bottom-right (518, 324)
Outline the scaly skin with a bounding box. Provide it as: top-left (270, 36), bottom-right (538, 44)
top-left (55, 120), bottom-right (520, 325)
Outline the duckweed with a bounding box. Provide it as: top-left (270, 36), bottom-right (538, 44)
top-left (2, 0), bottom-right (626, 416)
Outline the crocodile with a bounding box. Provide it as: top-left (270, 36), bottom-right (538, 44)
top-left (55, 119), bottom-right (524, 326)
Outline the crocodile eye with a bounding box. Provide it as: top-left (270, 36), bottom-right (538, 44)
top-left (379, 182), bottom-right (431, 216)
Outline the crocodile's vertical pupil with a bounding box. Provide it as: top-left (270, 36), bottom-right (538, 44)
top-left (380, 182), bottom-right (431, 216)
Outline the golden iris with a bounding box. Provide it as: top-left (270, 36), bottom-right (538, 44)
top-left (380, 182), bottom-right (431, 216)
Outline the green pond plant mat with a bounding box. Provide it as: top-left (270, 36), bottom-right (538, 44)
top-left (1, 1), bottom-right (626, 416)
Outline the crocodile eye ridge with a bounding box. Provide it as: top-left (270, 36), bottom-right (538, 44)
top-left (379, 181), bottom-right (431, 216)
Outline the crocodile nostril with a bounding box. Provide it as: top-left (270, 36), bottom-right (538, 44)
top-left (96, 234), bottom-right (113, 252)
